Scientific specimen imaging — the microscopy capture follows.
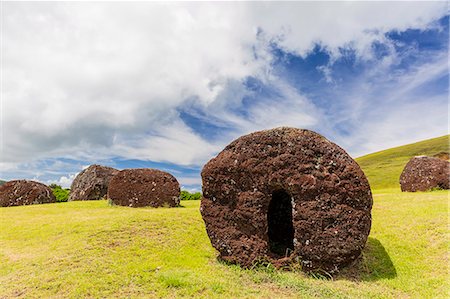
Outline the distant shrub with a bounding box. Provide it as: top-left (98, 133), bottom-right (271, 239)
top-left (180, 190), bottom-right (202, 200)
top-left (51, 185), bottom-right (70, 202)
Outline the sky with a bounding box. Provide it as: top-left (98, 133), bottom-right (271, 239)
top-left (1, 2), bottom-right (449, 191)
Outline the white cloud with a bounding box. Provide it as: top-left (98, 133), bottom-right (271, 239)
top-left (249, 1), bottom-right (446, 59)
top-left (188, 76), bottom-right (322, 140)
top-left (329, 53), bottom-right (449, 157)
top-left (1, 1), bottom-right (447, 178)
top-left (114, 118), bottom-right (221, 165)
top-left (178, 176), bottom-right (202, 187)
top-left (347, 97), bottom-right (448, 157)
top-left (48, 173), bottom-right (78, 189)
top-left (388, 53), bottom-right (448, 101)
top-left (3, 2), bottom-right (267, 164)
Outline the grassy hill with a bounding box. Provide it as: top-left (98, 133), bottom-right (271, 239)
top-left (356, 135), bottom-right (449, 190)
top-left (0, 180), bottom-right (6, 186)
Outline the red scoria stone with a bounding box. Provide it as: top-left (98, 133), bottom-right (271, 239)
top-left (400, 156), bottom-right (450, 192)
top-left (69, 164), bottom-right (119, 201)
top-left (200, 127), bottom-right (372, 273)
top-left (0, 180), bottom-right (56, 207)
top-left (107, 168), bottom-right (180, 208)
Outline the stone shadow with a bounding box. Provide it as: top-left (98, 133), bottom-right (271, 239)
top-left (213, 237), bottom-right (396, 282)
top-left (337, 237), bottom-right (397, 281)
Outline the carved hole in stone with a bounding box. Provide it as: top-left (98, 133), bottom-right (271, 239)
top-left (268, 189), bottom-right (294, 257)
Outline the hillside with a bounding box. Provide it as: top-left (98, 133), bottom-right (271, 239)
top-left (356, 135), bottom-right (449, 190)
top-left (0, 180), bottom-right (6, 186)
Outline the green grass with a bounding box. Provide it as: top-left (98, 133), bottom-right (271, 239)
top-left (1, 135), bottom-right (449, 298)
top-left (0, 190), bottom-right (448, 298)
top-left (356, 135), bottom-right (449, 190)
top-left (51, 186), bottom-right (70, 202)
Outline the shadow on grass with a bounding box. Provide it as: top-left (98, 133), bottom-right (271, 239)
top-left (214, 237), bottom-right (396, 282)
top-left (337, 237), bottom-right (397, 281)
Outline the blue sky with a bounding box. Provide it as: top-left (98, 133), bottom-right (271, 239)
top-left (1, 2), bottom-right (448, 190)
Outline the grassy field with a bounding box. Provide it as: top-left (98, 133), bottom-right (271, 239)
top-left (0, 136), bottom-right (449, 298)
top-left (0, 191), bottom-right (448, 298)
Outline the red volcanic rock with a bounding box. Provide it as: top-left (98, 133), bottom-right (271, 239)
top-left (0, 180), bottom-right (56, 207)
top-left (69, 165), bottom-right (119, 201)
top-left (107, 168), bottom-right (180, 207)
top-left (400, 156), bottom-right (450, 192)
top-left (200, 127), bottom-right (373, 273)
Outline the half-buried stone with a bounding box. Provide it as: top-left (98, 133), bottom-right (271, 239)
top-left (107, 168), bottom-right (180, 207)
top-left (69, 165), bottom-right (119, 201)
top-left (200, 127), bottom-right (373, 273)
top-left (0, 180), bottom-right (56, 207)
top-left (400, 156), bottom-right (450, 192)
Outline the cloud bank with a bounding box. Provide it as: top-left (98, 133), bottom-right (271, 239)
top-left (1, 2), bottom-right (448, 185)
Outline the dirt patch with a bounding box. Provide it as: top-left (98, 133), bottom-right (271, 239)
top-left (200, 127), bottom-right (372, 273)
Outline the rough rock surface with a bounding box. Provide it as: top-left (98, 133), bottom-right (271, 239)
top-left (69, 165), bottom-right (119, 201)
top-left (200, 127), bottom-right (372, 273)
top-left (0, 180), bottom-right (56, 207)
top-left (400, 156), bottom-right (450, 192)
top-left (107, 168), bottom-right (180, 207)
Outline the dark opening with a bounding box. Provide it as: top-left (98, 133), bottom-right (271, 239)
top-left (267, 189), bottom-right (294, 257)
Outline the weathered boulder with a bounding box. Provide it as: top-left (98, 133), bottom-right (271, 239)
top-left (107, 168), bottom-right (180, 207)
top-left (0, 180), bottom-right (56, 207)
top-left (69, 165), bottom-right (119, 201)
top-left (201, 127), bottom-right (372, 273)
top-left (400, 156), bottom-right (450, 192)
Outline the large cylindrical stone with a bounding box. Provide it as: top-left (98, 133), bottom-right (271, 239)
top-left (0, 180), bottom-right (56, 207)
top-left (200, 127), bottom-right (372, 273)
top-left (107, 168), bottom-right (180, 207)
